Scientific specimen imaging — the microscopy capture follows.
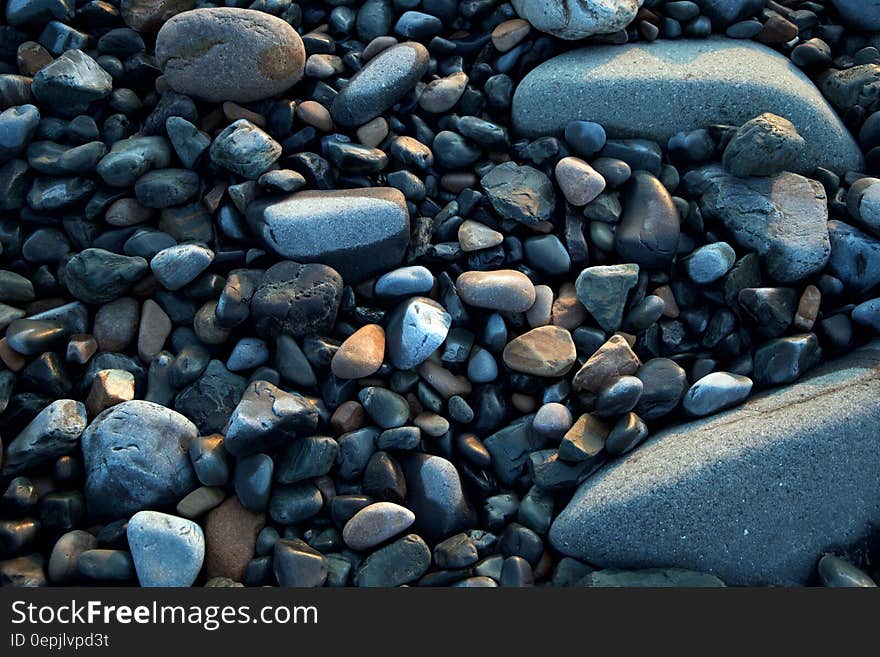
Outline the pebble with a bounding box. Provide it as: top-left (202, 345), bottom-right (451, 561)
top-left (176, 486), bottom-right (224, 518)
top-left (596, 376), bottom-right (644, 417)
top-left (753, 334), bottom-right (821, 387)
top-left (559, 413), bottom-right (608, 463)
top-left (78, 549), bottom-right (134, 582)
top-left (150, 244), bottom-right (214, 292)
top-left (0, 105), bottom-right (39, 160)
top-left (342, 502), bottom-right (416, 550)
top-left (698, 167), bottom-right (831, 284)
top-left (456, 269), bottom-right (536, 313)
top-left (683, 371), bottom-right (754, 417)
top-left (359, 386), bottom-right (410, 429)
top-left (401, 452), bottom-right (476, 541)
top-left (827, 221), bottom-right (880, 294)
top-left (492, 19), bottom-right (531, 52)
top-left (458, 219), bottom-right (504, 252)
top-left (274, 538), bottom-right (328, 587)
top-left (793, 285), bottom-right (821, 332)
top-left (555, 157), bottom-right (606, 207)
top-left (251, 261), bottom-right (342, 339)
top-left (385, 297), bottom-right (451, 370)
top-left (121, 0), bottom-right (194, 31)
top-left (565, 120), bottom-right (607, 158)
top-left (85, 369), bottom-right (135, 416)
top-left (502, 326), bottom-right (577, 377)
top-left (512, 0), bottom-right (641, 39)
top-left (375, 266), bottom-right (434, 300)
top-left (354, 534), bottom-right (431, 587)
top-left (5, 318), bottom-right (65, 356)
top-left (575, 263), bottom-right (639, 332)
top-left (32, 50), bottom-right (112, 117)
top-left (723, 113), bottom-right (806, 177)
top-left (209, 119), bottom-right (281, 180)
top-left (156, 8), bottom-right (305, 103)
top-left (634, 358), bottom-right (688, 420)
top-left (234, 453), bottom-right (273, 512)
top-left (617, 172), bottom-right (681, 269)
top-left (127, 511), bottom-right (204, 587)
top-left (481, 162), bottom-right (555, 226)
top-left (331, 42), bottom-right (429, 127)
top-left (204, 496), bottom-right (265, 581)
top-left (48, 530), bottom-right (97, 584)
top-left (572, 334), bottom-right (641, 393)
top-left (81, 400), bottom-right (198, 518)
top-left (605, 412), bottom-right (649, 456)
top-left (818, 555), bottom-right (877, 587)
top-left (532, 402), bottom-right (573, 439)
top-left (684, 242), bottom-right (736, 284)
top-left (247, 188), bottom-right (410, 284)
top-left (853, 298), bottom-right (880, 333)
top-left (419, 71), bottom-right (468, 113)
top-left (226, 337), bottom-right (269, 372)
top-left (2, 399), bottom-right (87, 476)
top-left (224, 380), bottom-right (318, 456)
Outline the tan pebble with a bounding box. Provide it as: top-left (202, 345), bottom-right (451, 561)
top-left (331, 324), bottom-right (386, 379)
top-left (491, 18), bottom-right (531, 52)
top-left (503, 325), bottom-right (577, 377)
top-left (572, 334), bottom-right (641, 392)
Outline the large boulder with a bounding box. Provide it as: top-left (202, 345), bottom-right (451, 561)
top-left (512, 38), bottom-right (863, 175)
top-left (550, 341), bottom-right (880, 586)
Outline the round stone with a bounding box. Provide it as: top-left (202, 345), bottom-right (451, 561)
top-left (684, 242), bottom-right (737, 284)
top-left (683, 371), bottom-right (754, 417)
top-left (512, 0), bottom-right (641, 40)
top-left (456, 269), bottom-right (537, 313)
top-left (332, 324), bottom-right (386, 379)
top-left (81, 400), bottom-right (198, 518)
top-left (251, 261), bottom-right (342, 339)
top-left (156, 8), bottom-right (306, 103)
top-left (342, 502), bottom-right (415, 551)
top-left (385, 297), bottom-right (451, 370)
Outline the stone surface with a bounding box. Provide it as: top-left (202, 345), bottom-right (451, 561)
top-left (155, 8), bottom-right (305, 103)
top-left (722, 112), bottom-right (805, 177)
top-left (342, 501), bottom-right (416, 550)
top-left (695, 166), bottom-right (830, 284)
top-left (204, 496), bottom-right (264, 581)
top-left (332, 324), bottom-right (385, 379)
top-left (512, 0), bottom-right (642, 40)
top-left (572, 334), bottom-right (641, 393)
top-left (385, 297), bottom-right (451, 370)
top-left (550, 341), bottom-right (880, 586)
top-left (512, 38), bottom-right (863, 175)
top-left (121, 0), bottom-right (194, 31)
top-left (481, 162), bottom-right (555, 226)
top-left (502, 326), bottom-right (577, 377)
top-left (456, 269), bottom-right (537, 313)
top-left (400, 453), bottom-right (476, 542)
top-left (247, 188), bottom-right (410, 284)
top-left (81, 400), bottom-right (199, 518)
top-left (127, 511), bottom-right (204, 587)
top-left (331, 42), bottom-right (429, 127)
top-left (2, 399), bottom-right (87, 476)
top-left (831, 0), bottom-right (880, 31)
top-left (575, 264), bottom-right (639, 332)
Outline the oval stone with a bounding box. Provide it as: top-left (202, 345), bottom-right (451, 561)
top-left (342, 502), bottom-right (415, 551)
top-left (456, 269), bottom-right (537, 313)
top-left (331, 42), bottom-right (429, 127)
top-left (155, 8), bottom-right (305, 103)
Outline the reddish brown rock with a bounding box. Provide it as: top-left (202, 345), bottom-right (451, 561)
top-left (204, 496), bottom-right (265, 582)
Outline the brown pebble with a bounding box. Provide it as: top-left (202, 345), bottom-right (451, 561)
top-left (417, 359), bottom-right (472, 398)
top-left (202, 183), bottom-right (227, 213)
top-left (572, 334), bottom-right (641, 392)
top-left (330, 400), bottom-right (366, 435)
top-left (106, 198), bottom-right (154, 227)
top-left (551, 282), bottom-right (588, 330)
top-left (526, 284), bottom-right (553, 328)
top-left (652, 284), bottom-right (680, 318)
top-left (296, 100), bottom-right (333, 131)
top-left (17, 41), bottom-right (53, 77)
top-left (204, 496), bottom-right (266, 582)
top-left (222, 101), bottom-right (266, 127)
top-left (512, 393), bottom-right (537, 414)
top-left (331, 324), bottom-right (386, 379)
top-left (86, 369), bottom-right (135, 417)
top-left (491, 18), bottom-right (531, 52)
top-left (794, 284), bottom-right (821, 331)
top-left (503, 326), bottom-right (577, 377)
top-left (0, 338), bottom-right (26, 371)
top-left (356, 117), bottom-right (388, 148)
top-left (137, 298), bottom-right (171, 363)
top-left (756, 14), bottom-right (798, 43)
top-left (66, 334), bottom-right (97, 365)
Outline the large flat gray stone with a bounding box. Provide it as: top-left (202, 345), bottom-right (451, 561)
top-left (549, 341), bottom-right (880, 586)
top-left (512, 37), bottom-right (863, 175)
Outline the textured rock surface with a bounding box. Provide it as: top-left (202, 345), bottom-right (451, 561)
top-left (550, 341), bottom-right (880, 586)
top-left (155, 8), bottom-right (305, 103)
top-left (247, 188), bottom-right (410, 283)
top-left (512, 38), bottom-right (863, 174)
top-left (512, 0), bottom-right (643, 40)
